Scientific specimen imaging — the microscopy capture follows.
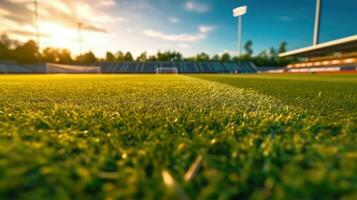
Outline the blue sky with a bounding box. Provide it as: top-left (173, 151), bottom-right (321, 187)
top-left (1, 0), bottom-right (357, 57)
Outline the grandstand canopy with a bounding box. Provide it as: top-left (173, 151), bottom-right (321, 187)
top-left (279, 35), bottom-right (357, 58)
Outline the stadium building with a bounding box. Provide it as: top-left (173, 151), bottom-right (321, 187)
top-left (278, 0), bottom-right (357, 73)
top-left (279, 35), bottom-right (357, 73)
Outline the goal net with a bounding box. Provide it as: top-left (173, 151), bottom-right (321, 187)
top-left (156, 67), bottom-right (178, 74)
top-left (46, 63), bottom-right (101, 74)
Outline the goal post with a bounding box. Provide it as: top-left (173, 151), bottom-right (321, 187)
top-left (156, 67), bottom-right (178, 74)
top-left (46, 63), bottom-right (101, 74)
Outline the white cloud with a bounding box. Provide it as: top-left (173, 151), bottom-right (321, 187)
top-left (178, 43), bottom-right (190, 48)
top-left (2, 0), bottom-right (115, 33)
top-left (185, 1), bottom-right (210, 13)
top-left (116, 17), bottom-right (126, 22)
top-left (199, 25), bottom-right (215, 33)
top-left (0, 0), bottom-right (122, 57)
top-left (97, 0), bottom-right (116, 7)
top-left (143, 24), bottom-right (216, 43)
top-left (169, 17), bottom-right (180, 24)
top-left (142, 30), bottom-right (206, 42)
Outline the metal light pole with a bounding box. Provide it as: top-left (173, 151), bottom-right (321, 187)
top-left (238, 15), bottom-right (242, 57)
top-left (233, 6), bottom-right (247, 58)
top-left (78, 22), bottom-right (83, 55)
top-left (313, 0), bottom-right (322, 45)
top-left (34, 0), bottom-right (40, 53)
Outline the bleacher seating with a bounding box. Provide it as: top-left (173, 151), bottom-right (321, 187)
top-left (143, 62), bottom-right (156, 73)
top-left (0, 61), bottom-right (257, 74)
top-left (286, 53), bottom-right (357, 73)
top-left (0, 61), bottom-right (38, 73)
top-left (211, 62), bottom-right (225, 73)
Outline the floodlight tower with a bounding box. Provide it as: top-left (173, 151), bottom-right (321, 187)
top-left (34, 0), bottom-right (40, 53)
top-left (78, 22), bottom-right (83, 55)
top-left (313, 0), bottom-right (322, 45)
top-left (233, 6), bottom-right (247, 57)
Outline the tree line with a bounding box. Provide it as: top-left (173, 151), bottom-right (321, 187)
top-left (0, 34), bottom-right (295, 67)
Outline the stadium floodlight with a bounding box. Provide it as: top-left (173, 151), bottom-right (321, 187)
top-left (313, 0), bottom-right (322, 45)
top-left (233, 6), bottom-right (247, 17)
top-left (233, 5), bottom-right (247, 57)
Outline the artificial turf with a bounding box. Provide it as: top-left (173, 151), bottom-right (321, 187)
top-left (0, 74), bottom-right (356, 199)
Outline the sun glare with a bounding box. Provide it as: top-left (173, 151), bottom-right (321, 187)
top-left (39, 22), bottom-right (78, 52)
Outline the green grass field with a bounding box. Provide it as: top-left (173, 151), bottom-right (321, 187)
top-left (0, 74), bottom-right (356, 199)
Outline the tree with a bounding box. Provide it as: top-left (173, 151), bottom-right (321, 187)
top-left (0, 34), bottom-right (19, 50)
top-left (184, 57), bottom-right (195, 62)
top-left (232, 56), bottom-right (239, 62)
top-left (221, 53), bottom-right (231, 62)
top-left (137, 52), bottom-right (148, 62)
top-left (165, 51), bottom-right (173, 61)
top-left (148, 55), bottom-right (157, 61)
top-left (41, 48), bottom-right (72, 64)
top-left (58, 49), bottom-right (72, 64)
top-left (0, 35), bottom-right (10, 59)
top-left (244, 40), bottom-right (253, 57)
top-left (269, 47), bottom-right (277, 58)
top-left (0, 43), bottom-right (7, 59)
top-left (156, 51), bottom-right (167, 61)
top-left (278, 42), bottom-right (287, 54)
top-left (77, 51), bottom-right (97, 64)
top-left (211, 54), bottom-right (220, 61)
top-left (238, 54), bottom-right (252, 62)
top-left (269, 47), bottom-right (278, 66)
top-left (277, 42), bottom-right (293, 66)
top-left (155, 51), bottom-right (181, 61)
top-left (254, 50), bottom-right (269, 66)
top-left (115, 51), bottom-right (125, 62)
top-left (106, 51), bottom-right (115, 62)
top-left (42, 47), bottom-right (58, 63)
top-left (195, 52), bottom-right (210, 61)
top-left (172, 51), bottom-right (183, 61)
top-left (124, 52), bottom-right (133, 61)
top-left (15, 40), bottom-right (39, 63)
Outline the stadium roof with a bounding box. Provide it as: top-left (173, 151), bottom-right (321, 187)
top-left (279, 35), bottom-right (357, 57)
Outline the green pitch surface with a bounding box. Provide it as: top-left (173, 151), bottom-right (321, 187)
top-left (0, 74), bottom-right (356, 199)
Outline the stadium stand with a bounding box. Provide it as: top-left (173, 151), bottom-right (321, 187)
top-left (211, 62), bottom-right (225, 73)
top-left (279, 35), bottom-right (357, 73)
top-left (0, 61), bottom-right (35, 73)
top-left (95, 61), bottom-right (253, 74)
top-left (22, 64), bottom-right (47, 73)
top-left (0, 61), bottom-right (257, 74)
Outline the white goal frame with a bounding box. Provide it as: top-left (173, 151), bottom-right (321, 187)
top-left (156, 67), bottom-right (178, 74)
top-left (46, 63), bottom-right (101, 74)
